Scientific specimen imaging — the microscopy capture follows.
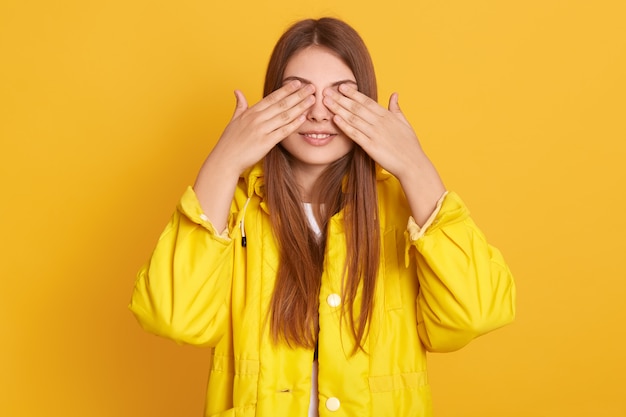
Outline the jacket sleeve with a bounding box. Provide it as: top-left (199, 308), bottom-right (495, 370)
top-left (129, 186), bottom-right (235, 347)
top-left (406, 192), bottom-right (516, 353)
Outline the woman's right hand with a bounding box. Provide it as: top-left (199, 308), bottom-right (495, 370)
top-left (193, 80), bottom-right (315, 231)
top-left (210, 80), bottom-right (315, 175)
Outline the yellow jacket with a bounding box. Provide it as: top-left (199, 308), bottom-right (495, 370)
top-left (130, 163), bottom-right (515, 417)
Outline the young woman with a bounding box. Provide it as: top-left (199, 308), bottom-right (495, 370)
top-left (130, 17), bottom-right (515, 417)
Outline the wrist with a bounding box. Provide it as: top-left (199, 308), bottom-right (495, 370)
top-left (397, 158), bottom-right (446, 227)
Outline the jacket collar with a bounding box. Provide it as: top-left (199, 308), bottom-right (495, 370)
top-left (242, 162), bottom-right (266, 200)
top-left (241, 160), bottom-right (393, 200)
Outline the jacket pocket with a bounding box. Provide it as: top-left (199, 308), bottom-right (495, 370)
top-left (368, 371), bottom-right (428, 392)
top-left (369, 371), bottom-right (433, 417)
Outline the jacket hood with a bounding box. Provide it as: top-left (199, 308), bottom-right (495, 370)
top-left (242, 162), bottom-right (266, 200)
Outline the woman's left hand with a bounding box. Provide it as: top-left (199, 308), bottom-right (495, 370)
top-left (323, 84), bottom-right (446, 225)
top-left (323, 84), bottom-right (424, 180)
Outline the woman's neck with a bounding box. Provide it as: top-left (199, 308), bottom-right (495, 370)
top-left (291, 163), bottom-right (326, 203)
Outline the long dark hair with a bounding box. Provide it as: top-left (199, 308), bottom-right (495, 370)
top-left (264, 18), bottom-right (380, 353)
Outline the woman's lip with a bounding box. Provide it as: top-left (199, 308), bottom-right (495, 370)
top-left (300, 132), bottom-right (336, 138)
top-left (300, 132), bottom-right (336, 146)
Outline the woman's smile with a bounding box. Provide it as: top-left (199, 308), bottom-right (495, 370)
top-left (299, 131), bottom-right (337, 146)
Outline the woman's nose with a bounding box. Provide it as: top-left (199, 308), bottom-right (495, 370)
top-left (307, 92), bottom-right (332, 122)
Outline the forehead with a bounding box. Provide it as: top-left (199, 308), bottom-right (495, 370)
top-left (283, 46), bottom-right (356, 84)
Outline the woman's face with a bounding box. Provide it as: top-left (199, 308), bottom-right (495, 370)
top-left (280, 46), bottom-right (356, 180)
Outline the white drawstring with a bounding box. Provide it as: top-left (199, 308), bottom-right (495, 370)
top-left (240, 197), bottom-right (251, 247)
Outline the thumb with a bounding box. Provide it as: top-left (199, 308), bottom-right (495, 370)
top-left (231, 90), bottom-right (248, 120)
top-left (388, 92), bottom-right (401, 113)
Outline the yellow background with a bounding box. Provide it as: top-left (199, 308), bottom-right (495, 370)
top-left (1, 0), bottom-right (625, 416)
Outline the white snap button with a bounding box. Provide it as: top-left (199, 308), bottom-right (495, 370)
top-left (199, 213), bottom-right (209, 221)
top-left (326, 397), bottom-right (341, 411)
top-left (326, 293), bottom-right (341, 308)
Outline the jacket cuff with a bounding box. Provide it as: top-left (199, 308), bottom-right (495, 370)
top-left (178, 186), bottom-right (231, 241)
top-left (404, 191), bottom-right (468, 266)
top-left (406, 191), bottom-right (449, 241)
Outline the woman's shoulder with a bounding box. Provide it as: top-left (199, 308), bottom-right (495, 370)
top-left (376, 167), bottom-right (405, 198)
top-left (376, 168), bottom-right (412, 226)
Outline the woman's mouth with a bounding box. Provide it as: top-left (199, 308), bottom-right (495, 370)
top-left (300, 132), bottom-right (336, 146)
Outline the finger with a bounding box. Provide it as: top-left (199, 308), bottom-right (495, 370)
top-left (388, 92), bottom-right (401, 113)
top-left (332, 114), bottom-right (371, 150)
top-left (336, 84), bottom-right (387, 118)
top-left (231, 90), bottom-right (248, 120)
top-left (263, 83), bottom-right (315, 120)
top-left (254, 79), bottom-right (303, 112)
top-left (264, 93), bottom-right (314, 133)
top-left (387, 92), bottom-right (411, 125)
top-left (266, 113), bottom-right (307, 145)
top-left (323, 93), bottom-right (373, 137)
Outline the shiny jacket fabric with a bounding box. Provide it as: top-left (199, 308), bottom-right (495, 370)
top-left (130, 163), bottom-right (516, 417)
